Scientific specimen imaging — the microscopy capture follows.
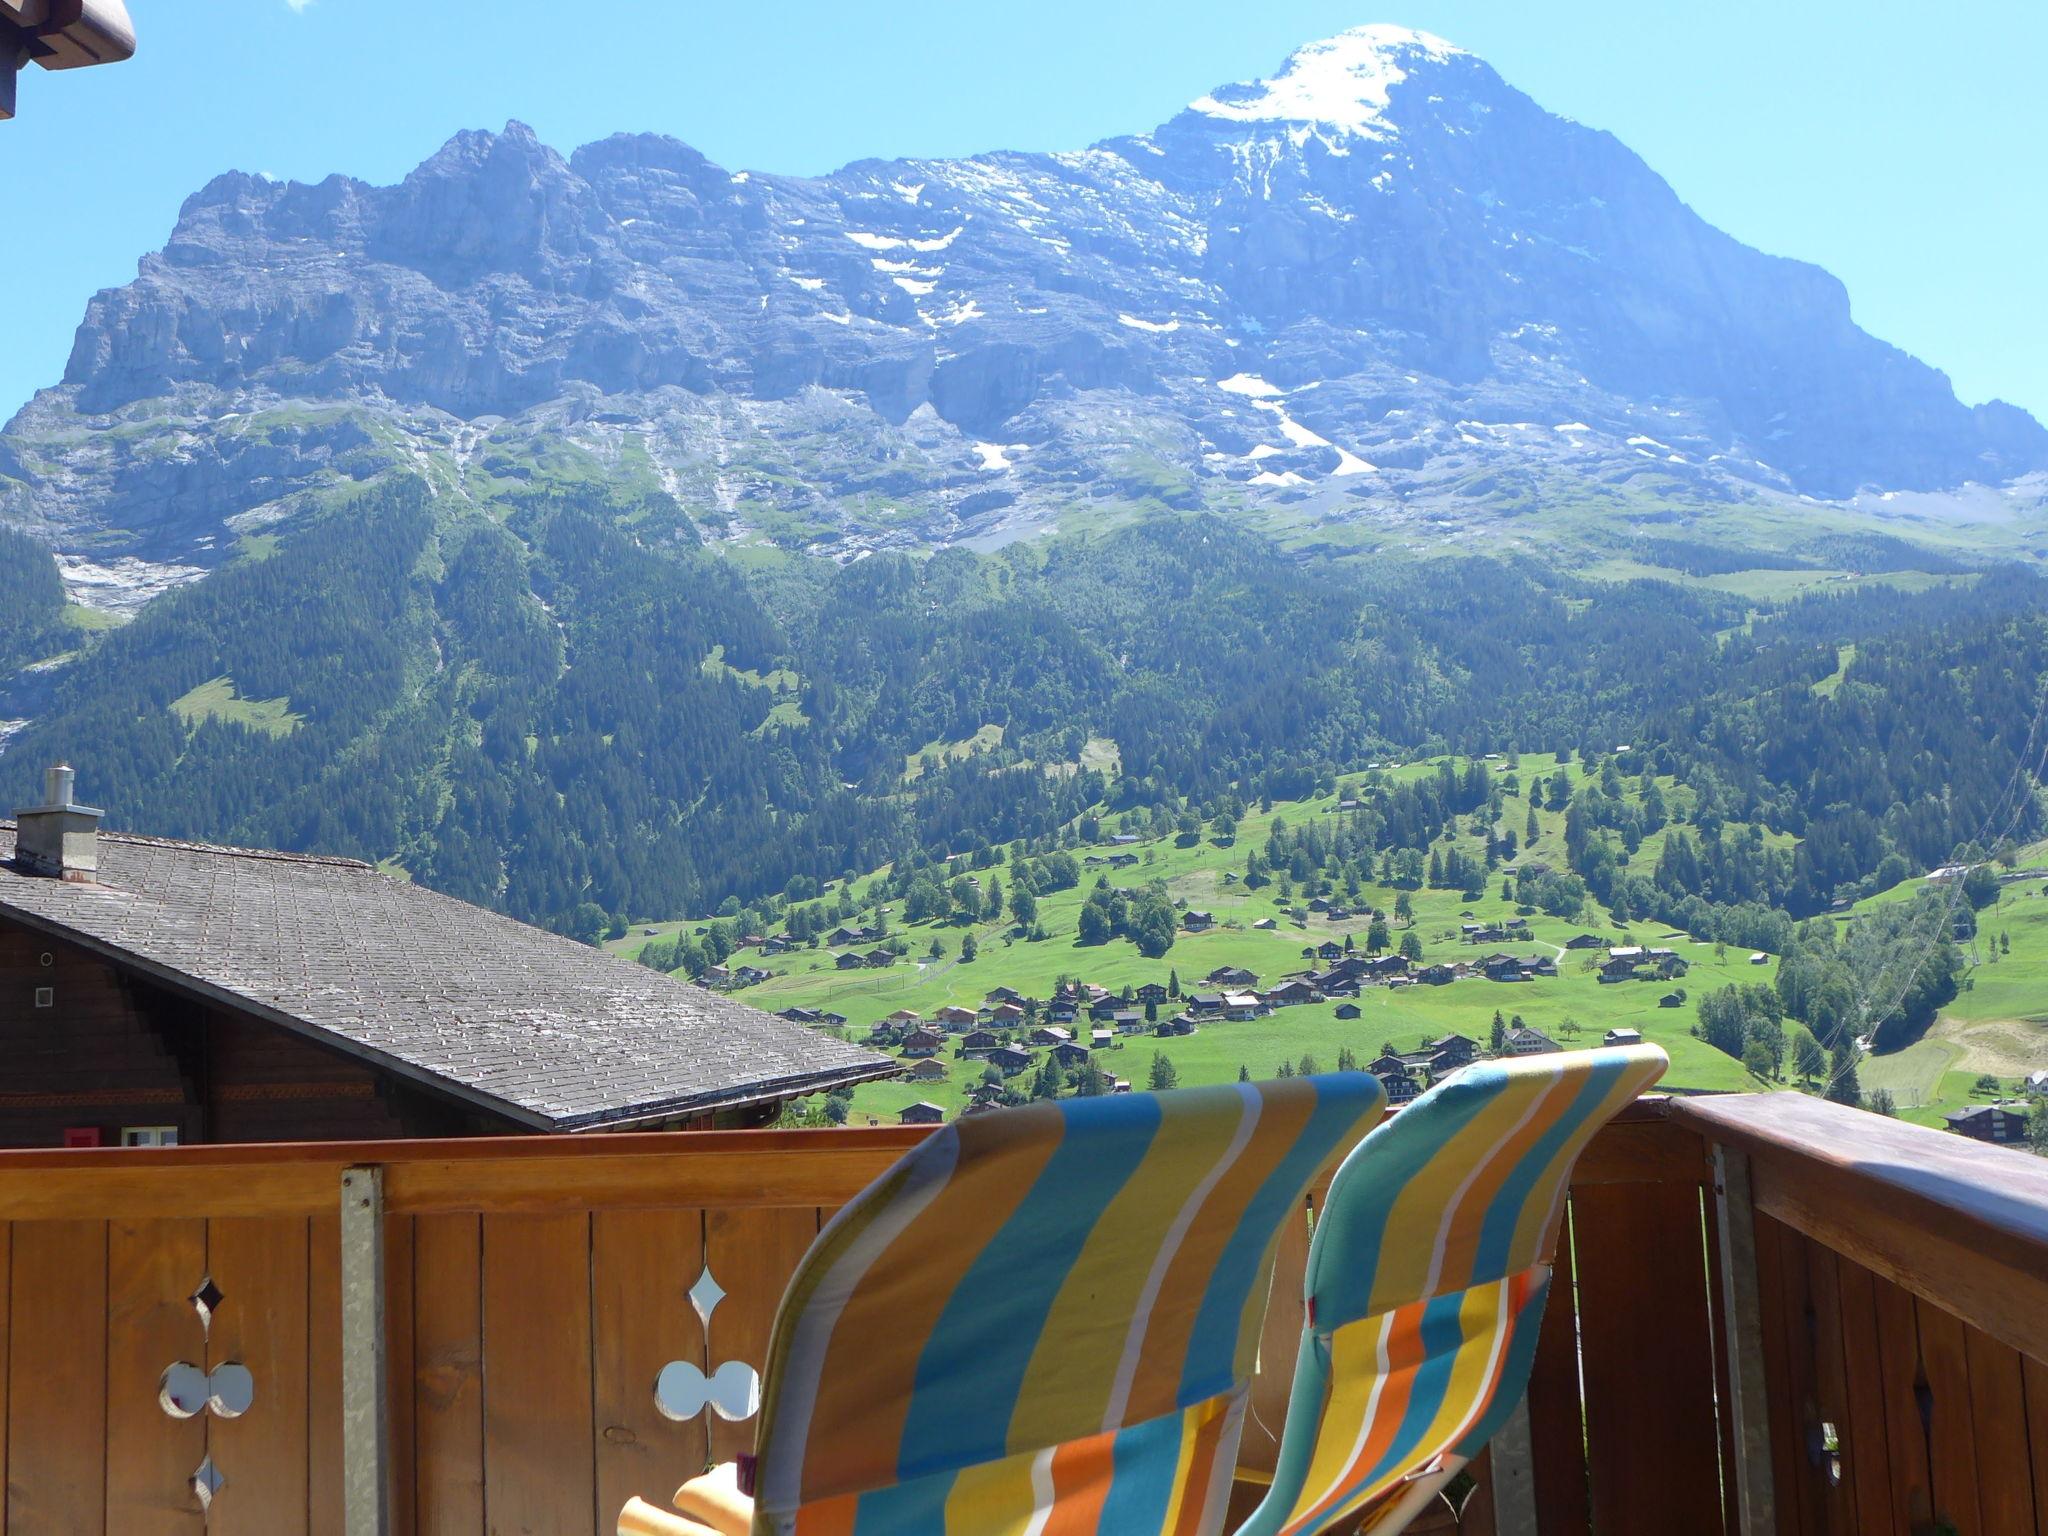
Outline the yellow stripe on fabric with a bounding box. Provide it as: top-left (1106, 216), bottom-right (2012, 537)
top-left (942, 1442), bottom-right (1047, 1536)
top-left (1155, 1395), bottom-right (1204, 1536)
top-left (1285, 1311), bottom-right (1394, 1527)
top-left (1288, 1280), bottom-right (1518, 1533)
top-left (1009, 1089), bottom-right (1247, 1451)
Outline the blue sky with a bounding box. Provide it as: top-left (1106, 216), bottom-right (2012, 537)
top-left (4, 0), bottom-right (2042, 421)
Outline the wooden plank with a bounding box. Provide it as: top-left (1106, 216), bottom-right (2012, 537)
top-left (1571, 1180), bottom-right (1723, 1529)
top-left (412, 1215), bottom-right (483, 1536)
top-left (1672, 1094), bottom-right (2048, 1365)
top-left (2023, 1353), bottom-right (2048, 1536)
top-left (105, 1218), bottom-right (207, 1534)
top-left (1712, 1148), bottom-right (1774, 1536)
top-left (481, 1213), bottom-right (594, 1536)
top-left (1568, 1118), bottom-right (1711, 1187)
top-left (1963, 1323), bottom-right (2038, 1536)
top-left (1802, 1240), bottom-right (1859, 1532)
top-left (309, 1215), bottom-right (342, 1536)
top-left (1830, 1259), bottom-right (1899, 1535)
top-left (1868, 1273), bottom-right (1936, 1535)
top-left (0, 1128), bottom-right (928, 1222)
top-left (700, 1207), bottom-right (816, 1467)
top-left (1459, 1445), bottom-right (1497, 1536)
top-left (207, 1216), bottom-right (311, 1536)
top-left (0, 1224), bottom-right (8, 1536)
top-left (1523, 1207), bottom-right (1589, 1536)
top-left (1237, 1193), bottom-right (1311, 1483)
top-left (592, 1210), bottom-right (707, 1528)
top-left (1765, 1220), bottom-right (1826, 1536)
top-left (1915, 1298), bottom-right (1984, 1536)
top-left (1750, 1214), bottom-right (1808, 1535)
top-left (384, 1218), bottom-right (416, 1536)
top-left (7, 1220), bottom-right (107, 1536)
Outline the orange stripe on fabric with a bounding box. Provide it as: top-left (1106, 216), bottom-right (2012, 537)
top-left (1126, 1080), bottom-right (1322, 1417)
top-left (800, 1104), bottom-right (1065, 1502)
top-left (1038, 1429), bottom-right (1118, 1536)
top-left (757, 1156), bottom-right (922, 1422)
top-left (791, 1489), bottom-right (859, 1536)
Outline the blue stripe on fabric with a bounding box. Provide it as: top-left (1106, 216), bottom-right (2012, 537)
top-left (1097, 1401), bottom-right (1193, 1534)
top-left (1303, 1067), bottom-right (1507, 1324)
top-left (894, 1091), bottom-right (1165, 1481)
top-left (1469, 1054), bottom-right (1628, 1281)
top-left (1178, 1075), bottom-right (1384, 1405)
top-left (848, 1457), bottom-right (958, 1536)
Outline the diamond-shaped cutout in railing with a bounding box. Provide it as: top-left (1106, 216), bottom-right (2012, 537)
top-left (687, 1264), bottom-right (725, 1329)
top-left (191, 1455), bottom-right (225, 1510)
top-left (191, 1276), bottom-right (224, 1338)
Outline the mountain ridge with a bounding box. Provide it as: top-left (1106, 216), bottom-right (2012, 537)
top-left (6, 24), bottom-right (2044, 589)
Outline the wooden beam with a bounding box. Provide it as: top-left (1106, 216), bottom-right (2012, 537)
top-left (1713, 1148), bottom-right (1777, 1536)
top-left (0, 1125), bottom-right (931, 1220)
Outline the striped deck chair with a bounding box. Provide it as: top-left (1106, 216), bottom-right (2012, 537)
top-left (1235, 1044), bottom-right (1668, 1536)
top-left (621, 1074), bottom-right (1386, 1536)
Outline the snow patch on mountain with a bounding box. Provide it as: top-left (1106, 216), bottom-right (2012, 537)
top-left (1190, 25), bottom-right (1462, 139)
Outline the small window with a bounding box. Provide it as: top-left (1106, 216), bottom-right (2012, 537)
top-left (121, 1126), bottom-right (179, 1148)
top-left (33, 986), bottom-right (53, 1008)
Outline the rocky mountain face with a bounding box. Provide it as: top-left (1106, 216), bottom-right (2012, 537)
top-left (5, 25), bottom-right (2045, 582)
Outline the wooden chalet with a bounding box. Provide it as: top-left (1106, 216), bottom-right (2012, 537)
top-left (0, 770), bottom-right (889, 1147)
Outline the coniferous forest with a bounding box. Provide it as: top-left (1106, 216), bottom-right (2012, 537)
top-left (2, 475), bottom-right (2045, 957)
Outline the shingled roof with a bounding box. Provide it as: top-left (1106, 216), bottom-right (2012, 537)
top-left (0, 823), bottom-right (893, 1131)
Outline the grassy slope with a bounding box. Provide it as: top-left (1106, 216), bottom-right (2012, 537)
top-left (616, 759), bottom-right (1799, 1125)
top-left (169, 675), bottom-right (304, 737)
top-left (1837, 866), bottom-right (2048, 1127)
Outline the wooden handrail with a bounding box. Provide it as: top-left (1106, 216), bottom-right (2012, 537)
top-left (0, 1124), bottom-right (932, 1219)
top-left (1669, 1092), bottom-right (2048, 1365)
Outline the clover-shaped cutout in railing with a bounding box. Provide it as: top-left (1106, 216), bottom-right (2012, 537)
top-left (653, 1261), bottom-right (762, 1423)
top-left (159, 1360), bottom-right (255, 1419)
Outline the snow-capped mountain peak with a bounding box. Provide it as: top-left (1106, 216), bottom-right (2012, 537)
top-left (1188, 24), bottom-right (1465, 139)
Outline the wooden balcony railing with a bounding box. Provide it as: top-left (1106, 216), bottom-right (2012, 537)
top-left (0, 1093), bottom-right (2036, 1536)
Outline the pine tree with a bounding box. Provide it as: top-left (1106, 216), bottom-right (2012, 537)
top-left (1824, 1043), bottom-right (1861, 1106)
top-left (1148, 1053), bottom-right (1179, 1092)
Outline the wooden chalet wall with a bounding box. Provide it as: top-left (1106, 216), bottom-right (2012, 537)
top-left (0, 920), bottom-right (501, 1147)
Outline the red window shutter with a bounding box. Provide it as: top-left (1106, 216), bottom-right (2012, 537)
top-left (62, 1127), bottom-right (102, 1148)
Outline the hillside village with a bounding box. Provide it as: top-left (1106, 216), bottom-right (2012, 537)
top-left (609, 750), bottom-right (2048, 1135)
